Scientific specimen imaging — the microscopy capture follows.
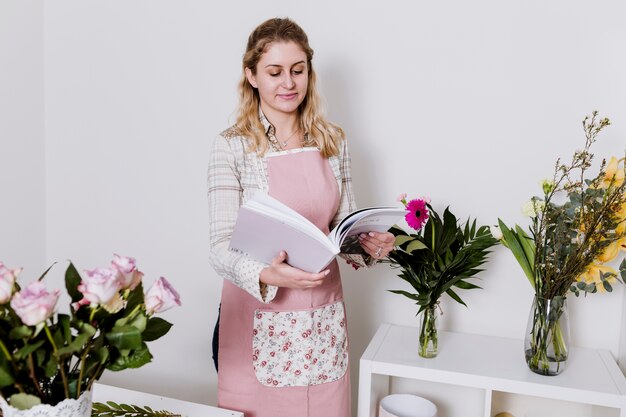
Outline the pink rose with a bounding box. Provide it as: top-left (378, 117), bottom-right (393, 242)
top-left (0, 262), bottom-right (21, 304)
top-left (10, 281), bottom-right (60, 326)
top-left (144, 277), bottom-right (181, 315)
top-left (78, 267), bottom-right (122, 306)
top-left (111, 254), bottom-right (143, 290)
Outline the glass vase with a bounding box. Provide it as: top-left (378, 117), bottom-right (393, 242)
top-left (524, 295), bottom-right (569, 376)
top-left (418, 304), bottom-right (439, 358)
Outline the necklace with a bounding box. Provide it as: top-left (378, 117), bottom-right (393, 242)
top-left (276, 128), bottom-right (301, 148)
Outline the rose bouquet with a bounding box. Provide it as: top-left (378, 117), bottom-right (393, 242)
top-left (497, 112), bottom-right (626, 375)
top-left (0, 255), bottom-right (181, 411)
top-left (386, 195), bottom-right (498, 357)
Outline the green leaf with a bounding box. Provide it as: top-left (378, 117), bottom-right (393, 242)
top-left (65, 262), bottom-right (83, 302)
top-left (8, 393), bottom-right (41, 410)
top-left (56, 321), bottom-right (95, 356)
top-left (106, 401), bottom-right (123, 410)
top-left (454, 280), bottom-right (481, 290)
top-left (142, 317), bottom-right (173, 342)
top-left (44, 355), bottom-right (58, 378)
top-left (389, 225), bottom-right (409, 236)
top-left (0, 364), bottom-right (15, 387)
top-left (514, 224), bottom-right (536, 269)
top-left (9, 325), bottom-right (33, 340)
top-left (498, 219), bottom-right (535, 288)
top-left (446, 288), bottom-right (467, 307)
top-left (406, 240), bottom-right (427, 253)
top-left (91, 401), bottom-right (178, 416)
top-left (107, 345), bottom-right (153, 371)
top-left (388, 290), bottom-right (420, 302)
top-left (14, 340), bottom-right (45, 360)
top-left (121, 403), bottom-right (135, 412)
top-left (106, 325), bottom-right (143, 350)
top-left (129, 313), bottom-right (148, 333)
top-left (37, 262), bottom-right (57, 282)
top-left (59, 314), bottom-right (71, 344)
top-left (125, 282), bottom-right (145, 315)
top-left (394, 235), bottom-right (415, 246)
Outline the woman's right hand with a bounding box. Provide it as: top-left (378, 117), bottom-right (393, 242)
top-left (259, 251), bottom-right (330, 289)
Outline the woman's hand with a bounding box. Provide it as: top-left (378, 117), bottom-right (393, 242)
top-left (358, 231), bottom-right (395, 259)
top-left (259, 251), bottom-right (330, 289)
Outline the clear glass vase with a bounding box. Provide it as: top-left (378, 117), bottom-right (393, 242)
top-left (524, 295), bottom-right (569, 376)
top-left (418, 304), bottom-right (439, 358)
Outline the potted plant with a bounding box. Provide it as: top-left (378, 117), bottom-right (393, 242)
top-left (497, 112), bottom-right (626, 375)
top-left (0, 255), bottom-right (181, 416)
top-left (386, 195), bottom-right (498, 357)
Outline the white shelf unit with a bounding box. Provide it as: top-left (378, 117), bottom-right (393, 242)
top-left (358, 324), bottom-right (626, 417)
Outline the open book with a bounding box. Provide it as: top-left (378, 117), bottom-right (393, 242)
top-left (229, 192), bottom-right (406, 273)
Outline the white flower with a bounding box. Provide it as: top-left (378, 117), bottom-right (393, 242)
top-left (522, 199), bottom-right (545, 218)
top-left (489, 225), bottom-right (503, 240)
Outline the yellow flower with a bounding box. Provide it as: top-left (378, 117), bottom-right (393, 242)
top-left (577, 263), bottom-right (618, 292)
top-left (600, 157), bottom-right (625, 188)
top-left (598, 240), bottom-right (620, 262)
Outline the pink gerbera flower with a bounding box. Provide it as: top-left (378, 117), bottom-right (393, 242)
top-left (405, 198), bottom-right (429, 230)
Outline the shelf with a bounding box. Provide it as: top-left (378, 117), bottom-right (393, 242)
top-left (93, 383), bottom-right (243, 417)
top-left (358, 324), bottom-right (626, 417)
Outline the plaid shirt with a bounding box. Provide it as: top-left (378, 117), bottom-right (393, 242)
top-left (207, 113), bottom-right (371, 303)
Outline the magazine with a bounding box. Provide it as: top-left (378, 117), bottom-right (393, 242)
top-left (229, 192), bottom-right (405, 272)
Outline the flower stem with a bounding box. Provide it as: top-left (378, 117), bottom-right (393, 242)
top-left (27, 353), bottom-right (46, 399)
top-left (76, 343), bottom-right (92, 398)
top-left (44, 324), bottom-right (70, 398)
top-left (0, 339), bottom-right (13, 362)
top-left (418, 305), bottom-right (438, 358)
top-left (86, 361), bottom-right (106, 392)
top-left (526, 297), bottom-right (568, 375)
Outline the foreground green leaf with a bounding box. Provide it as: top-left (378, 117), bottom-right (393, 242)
top-left (8, 393), bottom-right (41, 410)
top-left (91, 401), bottom-right (180, 416)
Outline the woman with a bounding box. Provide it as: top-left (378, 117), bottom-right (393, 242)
top-left (207, 17), bottom-right (394, 417)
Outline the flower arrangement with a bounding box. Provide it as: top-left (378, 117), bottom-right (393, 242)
top-left (386, 195), bottom-right (498, 357)
top-left (497, 112), bottom-right (626, 375)
top-left (0, 255), bottom-right (181, 411)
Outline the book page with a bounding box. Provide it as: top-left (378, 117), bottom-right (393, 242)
top-left (328, 208), bottom-right (405, 254)
top-left (245, 192), bottom-right (326, 243)
top-left (228, 192), bottom-right (339, 273)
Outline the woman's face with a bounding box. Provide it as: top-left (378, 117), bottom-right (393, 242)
top-left (246, 41), bottom-right (309, 119)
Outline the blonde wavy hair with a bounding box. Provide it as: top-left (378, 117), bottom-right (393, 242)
top-left (235, 17), bottom-right (344, 158)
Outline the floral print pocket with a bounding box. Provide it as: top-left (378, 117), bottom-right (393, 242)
top-left (252, 301), bottom-right (348, 387)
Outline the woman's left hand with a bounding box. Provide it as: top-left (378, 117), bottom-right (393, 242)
top-left (358, 231), bottom-right (395, 259)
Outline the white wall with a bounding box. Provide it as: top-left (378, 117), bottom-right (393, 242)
top-left (44, 1), bottom-right (216, 402)
top-left (621, 289), bottom-right (626, 375)
top-left (3, 0), bottom-right (626, 414)
top-left (0, 0), bottom-right (45, 272)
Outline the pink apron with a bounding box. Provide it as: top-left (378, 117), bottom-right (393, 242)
top-left (218, 149), bottom-right (350, 417)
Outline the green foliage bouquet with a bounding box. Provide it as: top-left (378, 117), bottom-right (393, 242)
top-left (497, 112), bottom-right (626, 375)
top-left (387, 195), bottom-right (498, 357)
top-left (0, 255), bottom-right (181, 410)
